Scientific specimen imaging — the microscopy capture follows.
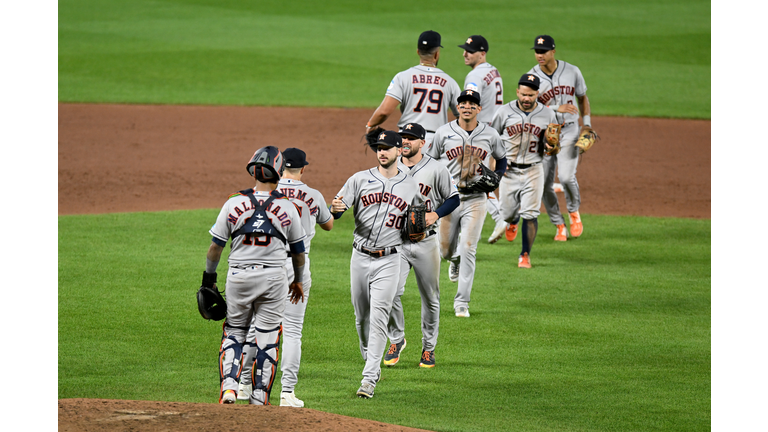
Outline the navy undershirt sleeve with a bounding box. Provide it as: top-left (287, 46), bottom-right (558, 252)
top-left (435, 194), bottom-right (460, 218)
top-left (494, 157), bottom-right (507, 177)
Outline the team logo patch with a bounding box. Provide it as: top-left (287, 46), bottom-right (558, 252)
top-left (379, 133), bottom-right (386, 141)
top-left (527, 75), bottom-right (535, 81)
top-left (466, 37), bottom-right (473, 44)
top-left (466, 90), bottom-right (474, 96)
top-left (466, 83), bottom-right (479, 92)
top-left (405, 124), bottom-right (413, 130)
top-left (537, 37), bottom-right (545, 45)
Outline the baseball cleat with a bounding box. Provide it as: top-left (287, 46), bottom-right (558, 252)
top-left (220, 389), bottom-right (237, 404)
top-left (569, 211), bottom-right (583, 237)
top-left (383, 339), bottom-right (406, 366)
top-left (419, 350), bottom-right (435, 368)
top-left (250, 389), bottom-right (268, 405)
top-left (454, 306), bottom-right (470, 317)
top-left (554, 224), bottom-right (567, 241)
top-left (488, 220), bottom-right (508, 244)
top-left (518, 253), bottom-right (531, 268)
top-left (356, 383), bottom-right (375, 399)
top-left (553, 183), bottom-right (564, 193)
top-left (280, 392), bottom-right (305, 407)
top-left (237, 383), bottom-right (252, 401)
top-left (449, 261), bottom-right (459, 282)
top-left (505, 223), bottom-right (518, 242)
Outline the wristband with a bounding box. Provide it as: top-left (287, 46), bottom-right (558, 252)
top-left (293, 264), bottom-right (305, 284)
top-left (202, 271), bottom-right (217, 288)
top-left (582, 115), bottom-right (591, 127)
top-left (205, 258), bottom-right (219, 274)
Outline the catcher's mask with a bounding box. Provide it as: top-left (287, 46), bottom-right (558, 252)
top-left (246, 146), bottom-right (285, 182)
top-left (197, 286), bottom-right (227, 321)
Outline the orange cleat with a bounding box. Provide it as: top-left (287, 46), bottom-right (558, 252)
top-left (569, 211), bottom-right (583, 237)
top-left (554, 224), bottom-right (567, 242)
top-left (518, 252), bottom-right (531, 268)
top-left (505, 223), bottom-right (518, 242)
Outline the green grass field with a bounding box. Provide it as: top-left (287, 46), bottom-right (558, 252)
top-left (58, 0), bottom-right (710, 118)
top-left (57, 0), bottom-right (711, 430)
top-left (58, 211), bottom-right (710, 431)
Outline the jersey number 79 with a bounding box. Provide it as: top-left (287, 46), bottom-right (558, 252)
top-left (413, 88), bottom-right (443, 113)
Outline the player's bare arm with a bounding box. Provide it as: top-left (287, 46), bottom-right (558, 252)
top-left (319, 219), bottom-right (333, 231)
top-left (206, 242), bottom-right (224, 270)
top-left (289, 252), bottom-right (306, 304)
top-left (367, 96), bottom-right (400, 131)
top-left (577, 94), bottom-right (591, 125)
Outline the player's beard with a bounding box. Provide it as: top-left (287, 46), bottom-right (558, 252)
top-left (402, 145), bottom-right (419, 159)
top-left (520, 100), bottom-right (534, 111)
top-left (379, 155), bottom-right (397, 168)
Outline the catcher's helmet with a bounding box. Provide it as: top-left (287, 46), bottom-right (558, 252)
top-left (246, 146), bottom-right (285, 182)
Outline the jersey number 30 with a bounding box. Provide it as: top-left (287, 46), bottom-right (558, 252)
top-left (385, 213), bottom-right (405, 229)
top-left (413, 88), bottom-right (443, 114)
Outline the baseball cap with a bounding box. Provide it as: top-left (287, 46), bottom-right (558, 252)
top-left (458, 35), bottom-right (488, 53)
top-left (283, 148), bottom-right (308, 168)
top-left (457, 89), bottom-right (481, 106)
top-left (398, 123), bottom-right (426, 140)
top-left (418, 30), bottom-right (443, 49)
top-left (519, 73), bottom-right (541, 90)
top-left (532, 35), bottom-right (555, 51)
top-left (375, 130), bottom-right (403, 148)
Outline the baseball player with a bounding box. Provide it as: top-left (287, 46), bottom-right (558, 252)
top-left (491, 74), bottom-right (559, 268)
top-left (457, 35), bottom-right (509, 244)
top-left (526, 35), bottom-right (593, 241)
top-left (383, 122), bottom-right (459, 369)
top-left (331, 131), bottom-right (422, 399)
top-left (365, 30), bottom-right (462, 146)
top-left (237, 148), bottom-right (333, 407)
top-left (426, 90), bottom-right (506, 318)
top-left (204, 146), bottom-right (306, 405)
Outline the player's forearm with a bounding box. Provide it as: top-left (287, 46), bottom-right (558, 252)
top-left (493, 157), bottom-right (507, 177)
top-left (291, 253), bottom-right (306, 283)
top-left (578, 95), bottom-right (591, 118)
top-left (206, 243), bottom-right (224, 272)
top-left (435, 195), bottom-right (460, 218)
top-left (367, 96), bottom-right (399, 128)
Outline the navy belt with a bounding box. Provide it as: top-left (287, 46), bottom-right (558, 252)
top-left (509, 162), bottom-right (540, 169)
top-left (232, 264), bottom-right (281, 269)
top-left (353, 242), bottom-right (397, 258)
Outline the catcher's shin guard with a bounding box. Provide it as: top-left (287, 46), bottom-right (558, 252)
top-left (249, 324), bottom-right (283, 405)
top-left (219, 322), bottom-right (247, 394)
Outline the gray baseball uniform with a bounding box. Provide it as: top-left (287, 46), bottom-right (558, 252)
top-left (426, 121), bottom-right (505, 312)
top-left (209, 189), bottom-right (305, 404)
top-left (464, 62), bottom-right (504, 125)
top-left (335, 168), bottom-right (420, 388)
top-left (387, 155), bottom-right (458, 352)
top-left (491, 101), bottom-right (557, 222)
top-left (239, 179), bottom-right (331, 396)
top-left (387, 65), bottom-right (462, 144)
top-left (527, 60), bottom-right (588, 225)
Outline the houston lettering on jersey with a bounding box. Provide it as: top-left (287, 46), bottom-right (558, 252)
top-left (445, 146), bottom-right (489, 161)
top-left (360, 192), bottom-right (409, 211)
top-left (279, 187), bottom-right (319, 217)
top-left (483, 69), bottom-right (501, 85)
top-left (505, 123), bottom-right (543, 137)
top-left (537, 85), bottom-right (576, 104)
top-left (412, 74), bottom-right (448, 87)
top-left (227, 198), bottom-right (292, 227)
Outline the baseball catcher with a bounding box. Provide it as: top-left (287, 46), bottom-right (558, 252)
top-left (543, 123), bottom-right (562, 156)
top-left (458, 162), bottom-right (500, 194)
top-left (575, 126), bottom-right (599, 153)
top-left (197, 271), bottom-right (226, 321)
top-left (401, 203), bottom-right (428, 242)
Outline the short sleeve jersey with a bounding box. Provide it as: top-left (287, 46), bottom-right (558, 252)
top-left (526, 60), bottom-right (587, 125)
top-left (386, 65), bottom-right (462, 133)
top-left (397, 154), bottom-right (458, 229)
top-left (426, 121), bottom-right (506, 198)
top-left (464, 62), bottom-right (503, 125)
top-left (277, 178), bottom-right (331, 255)
top-left (210, 189), bottom-right (306, 267)
top-left (491, 101), bottom-right (558, 166)
top-left (335, 168), bottom-right (420, 249)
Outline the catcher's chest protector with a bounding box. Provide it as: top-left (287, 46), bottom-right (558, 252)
top-left (231, 192), bottom-right (287, 244)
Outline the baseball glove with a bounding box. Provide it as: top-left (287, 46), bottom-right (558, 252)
top-left (575, 126), bottom-right (600, 154)
top-left (401, 203), bottom-right (428, 242)
top-left (544, 123), bottom-right (562, 156)
top-left (460, 163), bottom-right (500, 194)
top-left (197, 271), bottom-right (226, 321)
top-left (364, 126), bottom-right (385, 150)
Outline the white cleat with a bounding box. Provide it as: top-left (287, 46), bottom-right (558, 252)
top-left (449, 261), bottom-right (459, 282)
top-left (488, 221), bottom-right (508, 244)
top-left (237, 383), bottom-right (252, 401)
top-left (280, 392), bottom-right (305, 407)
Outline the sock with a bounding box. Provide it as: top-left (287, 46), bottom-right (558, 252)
top-left (521, 218), bottom-right (538, 255)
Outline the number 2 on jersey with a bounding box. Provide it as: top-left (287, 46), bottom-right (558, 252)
top-left (413, 88), bottom-right (443, 114)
